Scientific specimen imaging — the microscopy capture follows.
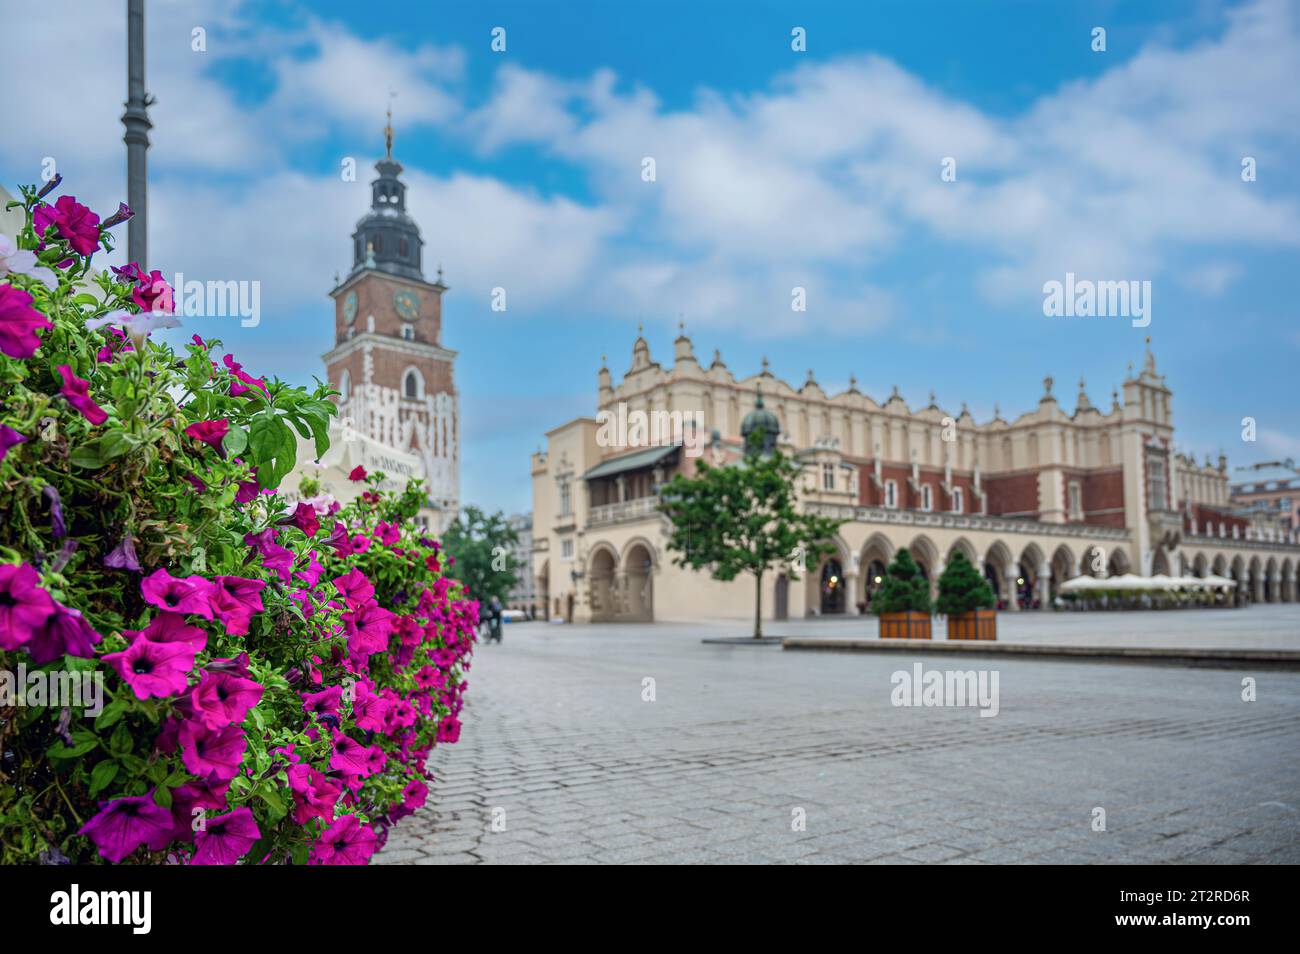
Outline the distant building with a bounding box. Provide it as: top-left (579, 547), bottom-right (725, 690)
top-left (1231, 460), bottom-right (1300, 535)
top-left (506, 513), bottom-right (537, 616)
top-left (531, 330), bottom-right (1300, 623)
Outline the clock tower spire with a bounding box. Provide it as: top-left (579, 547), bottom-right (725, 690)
top-left (322, 114), bottom-right (459, 530)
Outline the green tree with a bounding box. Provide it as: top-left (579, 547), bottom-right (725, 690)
top-left (935, 550), bottom-right (996, 616)
top-left (872, 548), bottom-right (933, 615)
top-left (441, 506), bottom-right (520, 604)
top-left (658, 439), bottom-right (843, 638)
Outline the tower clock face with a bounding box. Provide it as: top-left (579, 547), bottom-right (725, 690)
top-left (393, 289), bottom-right (420, 321)
top-left (342, 291), bottom-right (358, 324)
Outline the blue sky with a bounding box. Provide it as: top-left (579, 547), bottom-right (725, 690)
top-left (3, 0), bottom-right (1298, 514)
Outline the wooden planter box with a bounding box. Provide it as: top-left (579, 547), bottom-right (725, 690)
top-left (946, 608), bottom-right (997, 641)
top-left (879, 611), bottom-right (932, 640)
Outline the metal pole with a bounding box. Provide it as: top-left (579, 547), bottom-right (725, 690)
top-left (122, 0), bottom-right (151, 267)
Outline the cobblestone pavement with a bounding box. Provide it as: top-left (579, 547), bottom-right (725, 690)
top-left (377, 613), bottom-right (1300, 865)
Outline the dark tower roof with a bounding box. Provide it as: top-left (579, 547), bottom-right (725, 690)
top-left (348, 111), bottom-right (425, 282)
top-left (741, 386), bottom-right (780, 456)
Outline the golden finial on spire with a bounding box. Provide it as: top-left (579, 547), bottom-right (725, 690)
top-left (384, 90), bottom-right (396, 159)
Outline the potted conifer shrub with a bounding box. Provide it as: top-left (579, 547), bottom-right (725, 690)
top-left (938, 551), bottom-right (998, 640)
top-left (872, 549), bottom-right (932, 639)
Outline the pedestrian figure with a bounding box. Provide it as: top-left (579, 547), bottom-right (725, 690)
top-left (488, 595), bottom-right (503, 644)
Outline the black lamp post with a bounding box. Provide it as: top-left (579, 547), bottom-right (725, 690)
top-left (122, 0), bottom-right (152, 267)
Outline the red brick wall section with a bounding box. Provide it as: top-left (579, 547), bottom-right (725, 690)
top-left (983, 471), bottom-right (1040, 518)
top-left (1185, 503), bottom-right (1249, 537)
top-left (333, 272), bottom-right (444, 346)
top-left (1061, 467), bottom-right (1126, 528)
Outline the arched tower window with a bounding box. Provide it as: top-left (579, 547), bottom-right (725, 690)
top-left (338, 369), bottom-right (351, 401)
top-left (403, 367), bottom-right (424, 400)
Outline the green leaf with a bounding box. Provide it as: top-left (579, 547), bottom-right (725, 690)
top-left (88, 760), bottom-right (119, 796)
top-left (93, 699), bottom-right (127, 730)
top-left (153, 786), bottom-right (173, 809)
top-left (47, 737), bottom-right (99, 759)
top-left (69, 430), bottom-right (139, 469)
top-left (222, 425), bottom-right (249, 458)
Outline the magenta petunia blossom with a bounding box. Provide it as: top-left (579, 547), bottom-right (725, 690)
top-left (309, 814), bottom-right (377, 865)
top-left (332, 567), bottom-right (374, 608)
top-left (141, 567), bottom-right (216, 619)
top-left (374, 521), bottom-right (401, 547)
top-left (348, 466), bottom-right (367, 481)
top-left (352, 681), bottom-right (389, 732)
top-left (179, 719), bottom-right (247, 782)
top-left (26, 603), bottom-right (102, 665)
top-left (103, 637), bottom-right (196, 699)
top-left (127, 610), bottom-right (209, 652)
top-left (280, 501), bottom-right (320, 538)
top-left (0, 424), bottom-right (26, 463)
top-left (190, 669), bottom-right (264, 730)
top-left (437, 716), bottom-right (462, 744)
top-left (79, 793), bottom-right (174, 863)
top-left (0, 562), bottom-right (56, 651)
top-left (130, 269), bottom-right (174, 313)
top-left (222, 353), bottom-right (268, 399)
top-left (210, 575), bottom-right (265, 636)
top-left (163, 780), bottom-right (230, 844)
top-left (0, 283), bottom-right (54, 359)
top-left (184, 419), bottom-right (230, 456)
top-left (243, 528), bottom-right (294, 582)
top-left (294, 549), bottom-right (324, 589)
top-left (234, 479), bottom-right (260, 504)
top-left (302, 685), bottom-right (343, 719)
top-left (55, 365), bottom-right (108, 425)
top-left (343, 601), bottom-right (395, 657)
top-left (288, 763), bottom-right (341, 825)
top-left (32, 195), bottom-right (101, 257)
top-left (329, 731), bottom-right (380, 779)
top-left (190, 806), bottom-right (261, 865)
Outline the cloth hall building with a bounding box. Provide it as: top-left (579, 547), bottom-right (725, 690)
top-left (530, 330), bottom-right (1300, 623)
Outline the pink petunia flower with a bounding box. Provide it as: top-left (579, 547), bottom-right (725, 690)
top-left (184, 419), bottom-right (230, 456)
top-left (127, 610), bottom-right (209, 652)
top-left (141, 568), bottom-right (216, 619)
top-left (0, 283), bottom-right (54, 359)
top-left (179, 720), bottom-right (247, 782)
top-left (103, 637), bottom-right (196, 699)
top-left (190, 669), bottom-right (264, 730)
top-left (32, 195), bottom-right (100, 257)
top-left (332, 567), bottom-right (374, 608)
top-left (210, 575), bottom-right (266, 636)
top-left (26, 603), bottom-right (102, 665)
top-left (309, 814), bottom-right (377, 865)
top-left (0, 562), bottom-right (56, 651)
top-left (190, 806), bottom-right (261, 865)
top-left (79, 793), bottom-right (173, 863)
top-left (348, 466), bottom-right (367, 481)
top-left (55, 365), bottom-right (108, 425)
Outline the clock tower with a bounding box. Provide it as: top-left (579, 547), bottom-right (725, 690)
top-left (322, 115), bottom-right (459, 528)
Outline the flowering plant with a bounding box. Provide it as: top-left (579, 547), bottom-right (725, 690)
top-left (0, 180), bottom-right (476, 864)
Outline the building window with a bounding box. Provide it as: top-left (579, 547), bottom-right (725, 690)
top-left (337, 369), bottom-right (350, 402)
top-left (1147, 457), bottom-right (1168, 511)
top-left (374, 235), bottom-right (384, 254)
top-left (951, 487), bottom-right (963, 514)
top-left (885, 479), bottom-right (897, 509)
top-left (821, 463), bottom-right (834, 491)
top-left (403, 368), bottom-right (423, 399)
top-left (399, 238), bottom-right (409, 257)
top-left (558, 479), bottom-right (572, 517)
top-left (561, 539), bottom-right (574, 560)
top-left (401, 325), bottom-right (414, 341)
top-left (921, 485), bottom-right (932, 512)
top-left (1068, 481), bottom-right (1083, 520)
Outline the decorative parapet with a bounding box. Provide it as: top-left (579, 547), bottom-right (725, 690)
top-left (588, 496), bottom-right (661, 528)
top-left (1182, 533), bottom-right (1300, 554)
top-left (805, 502), bottom-right (1131, 541)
